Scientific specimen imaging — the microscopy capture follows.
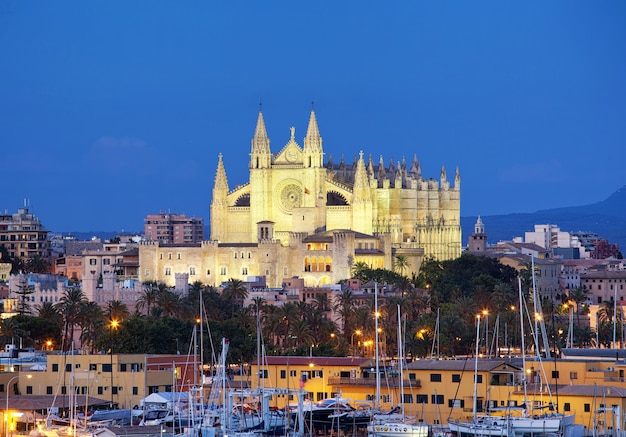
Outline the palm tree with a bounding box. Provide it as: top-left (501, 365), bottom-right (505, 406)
top-left (393, 254), bottom-right (410, 277)
top-left (351, 262), bottom-right (370, 281)
top-left (26, 254), bottom-right (50, 273)
top-left (155, 290), bottom-right (182, 317)
top-left (107, 300), bottom-right (130, 323)
top-left (567, 287), bottom-right (589, 326)
top-left (333, 289), bottom-right (355, 337)
top-left (36, 301), bottom-right (62, 325)
top-left (78, 302), bottom-right (105, 352)
top-left (0, 317), bottom-right (25, 348)
top-left (137, 281), bottom-right (160, 314)
top-left (56, 287), bottom-right (88, 350)
top-left (223, 278), bottom-right (249, 318)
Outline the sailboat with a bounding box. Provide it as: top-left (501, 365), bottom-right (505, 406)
top-left (367, 304), bottom-right (430, 437)
top-left (486, 273), bottom-right (575, 434)
top-left (447, 313), bottom-right (512, 437)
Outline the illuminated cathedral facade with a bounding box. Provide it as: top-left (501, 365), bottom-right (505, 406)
top-left (140, 107), bottom-right (461, 288)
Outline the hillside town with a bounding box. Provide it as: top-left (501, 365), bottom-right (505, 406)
top-left (0, 108), bottom-right (625, 437)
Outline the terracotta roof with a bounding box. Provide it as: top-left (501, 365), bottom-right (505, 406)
top-left (251, 356), bottom-right (371, 366)
top-left (405, 359), bottom-right (521, 372)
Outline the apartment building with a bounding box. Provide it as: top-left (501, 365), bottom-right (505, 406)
top-left (0, 207), bottom-right (50, 261)
top-left (144, 213), bottom-right (204, 244)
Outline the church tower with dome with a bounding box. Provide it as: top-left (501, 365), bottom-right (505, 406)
top-left (210, 106), bottom-right (461, 262)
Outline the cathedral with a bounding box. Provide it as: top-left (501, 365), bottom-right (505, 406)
top-left (139, 107), bottom-right (461, 289)
top-left (211, 107), bottom-right (461, 259)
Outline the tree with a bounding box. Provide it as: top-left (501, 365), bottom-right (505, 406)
top-left (26, 254), bottom-right (50, 274)
top-left (78, 301), bottom-right (105, 352)
top-left (222, 278), bottom-right (248, 318)
top-left (393, 254), bottom-right (410, 277)
top-left (107, 300), bottom-right (130, 323)
top-left (56, 287), bottom-right (88, 350)
top-left (137, 281), bottom-right (161, 314)
top-left (0, 317), bottom-right (25, 347)
top-left (14, 276), bottom-right (34, 315)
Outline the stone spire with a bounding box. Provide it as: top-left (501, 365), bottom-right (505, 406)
top-left (352, 151), bottom-right (371, 203)
top-left (303, 106), bottom-right (323, 167)
top-left (410, 154), bottom-right (421, 179)
top-left (367, 154), bottom-right (375, 181)
top-left (250, 108), bottom-right (271, 168)
top-left (395, 161), bottom-right (403, 188)
top-left (440, 165), bottom-right (447, 182)
top-left (377, 155), bottom-right (387, 186)
top-left (454, 166), bottom-right (461, 189)
top-left (212, 153), bottom-right (229, 204)
top-left (251, 109), bottom-right (270, 155)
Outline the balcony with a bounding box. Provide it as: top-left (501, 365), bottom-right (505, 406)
top-left (328, 377), bottom-right (420, 388)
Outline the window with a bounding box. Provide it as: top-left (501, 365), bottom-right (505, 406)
top-left (402, 394), bottom-right (413, 404)
top-left (570, 372), bottom-right (578, 380)
top-left (551, 370), bottom-right (559, 379)
top-left (165, 267), bottom-right (171, 275)
top-left (564, 403), bottom-right (571, 412)
top-left (145, 269), bottom-right (151, 276)
top-left (103, 258), bottom-right (110, 265)
top-left (26, 386), bottom-right (33, 394)
top-left (584, 404), bottom-right (590, 413)
top-left (430, 373), bottom-right (442, 382)
top-left (220, 267), bottom-right (227, 275)
top-left (168, 253), bottom-right (172, 260)
top-left (65, 364), bottom-right (71, 372)
top-left (475, 375), bottom-right (483, 383)
top-left (234, 252), bottom-right (238, 259)
top-left (52, 364), bottom-right (59, 372)
top-left (46, 386), bottom-right (53, 395)
top-left (260, 370), bottom-right (269, 378)
top-left (102, 364), bottom-right (112, 372)
top-left (242, 267), bottom-right (248, 275)
top-left (448, 399), bottom-right (465, 408)
top-left (61, 386), bottom-right (67, 395)
top-left (112, 387), bottom-right (118, 395)
top-left (133, 387), bottom-right (138, 395)
top-left (207, 269), bottom-right (211, 275)
top-left (98, 387), bottom-right (103, 395)
top-left (120, 364), bottom-right (127, 372)
top-left (89, 259), bottom-right (97, 265)
top-left (452, 374), bottom-right (461, 383)
top-left (177, 253), bottom-right (181, 260)
top-left (431, 394), bottom-right (444, 405)
top-left (190, 267), bottom-right (196, 276)
top-left (280, 370), bottom-right (286, 379)
top-left (409, 373), bottom-right (416, 380)
top-left (290, 370), bottom-right (297, 377)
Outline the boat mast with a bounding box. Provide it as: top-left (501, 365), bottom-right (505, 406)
top-left (518, 277), bottom-right (528, 410)
top-left (397, 305), bottom-right (405, 418)
top-left (375, 282), bottom-right (380, 410)
top-left (473, 314), bottom-right (480, 423)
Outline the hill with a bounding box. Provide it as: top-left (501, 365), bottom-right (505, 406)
top-left (462, 185), bottom-right (626, 251)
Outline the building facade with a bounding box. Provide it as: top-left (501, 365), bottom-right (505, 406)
top-left (144, 213), bottom-right (204, 244)
top-left (0, 207), bottom-right (50, 261)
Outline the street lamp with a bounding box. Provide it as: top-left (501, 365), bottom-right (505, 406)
top-left (109, 319), bottom-right (119, 409)
top-left (5, 374), bottom-right (32, 437)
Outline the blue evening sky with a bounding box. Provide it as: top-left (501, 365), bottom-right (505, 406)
top-left (1, 1), bottom-right (625, 232)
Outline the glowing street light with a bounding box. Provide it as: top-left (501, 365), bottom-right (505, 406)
top-left (5, 374), bottom-right (32, 437)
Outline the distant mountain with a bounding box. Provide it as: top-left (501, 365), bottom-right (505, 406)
top-left (462, 185), bottom-right (626, 251)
